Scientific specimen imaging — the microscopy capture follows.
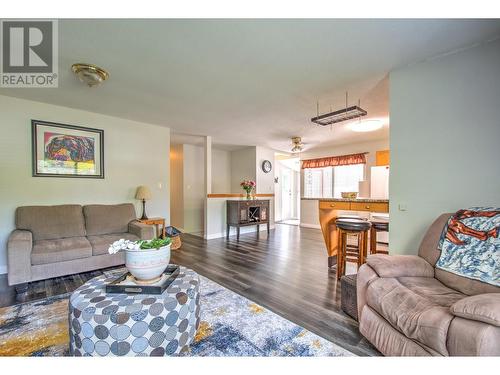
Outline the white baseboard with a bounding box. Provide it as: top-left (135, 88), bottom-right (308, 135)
top-left (205, 232), bottom-right (224, 240)
top-left (300, 223), bottom-right (321, 230)
top-left (205, 224), bottom-right (275, 240)
top-left (0, 265), bottom-right (7, 275)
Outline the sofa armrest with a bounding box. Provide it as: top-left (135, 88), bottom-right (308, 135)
top-left (7, 230), bottom-right (33, 285)
top-left (357, 263), bottom-right (379, 319)
top-left (450, 293), bottom-right (500, 327)
top-left (366, 254), bottom-right (434, 278)
top-left (128, 221), bottom-right (155, 240)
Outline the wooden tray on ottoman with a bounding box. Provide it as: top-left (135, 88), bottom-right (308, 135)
top-left (105, 265), bottom-right (179, 295)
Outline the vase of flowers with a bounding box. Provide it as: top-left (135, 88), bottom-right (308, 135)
top-left (240, 179), bottom-right (256, 200)
top-left (108, 237), bottom-right (172, 283)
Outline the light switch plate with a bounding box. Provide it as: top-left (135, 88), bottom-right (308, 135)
top-left (398, 203), bottom-right (407, 211)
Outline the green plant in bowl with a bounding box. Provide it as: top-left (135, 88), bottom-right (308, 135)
top-left (138, 237), bottom-right (172, 250)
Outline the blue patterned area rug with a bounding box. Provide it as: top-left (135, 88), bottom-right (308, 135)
top-left (0, 272), bottom-right (353, 357)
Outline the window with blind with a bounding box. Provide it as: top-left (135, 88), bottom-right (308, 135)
top-left (303, 164), bottom-right (364, 199)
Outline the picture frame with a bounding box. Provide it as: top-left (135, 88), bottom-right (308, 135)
top-left (31, 119), bottom-right (105, 178)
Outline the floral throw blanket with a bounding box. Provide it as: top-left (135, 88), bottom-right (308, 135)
top-left (436, 207), bottom-right (500, 287)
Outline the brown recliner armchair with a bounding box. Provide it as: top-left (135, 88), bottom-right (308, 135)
top-left (357, 213), bottom-right (500, 356)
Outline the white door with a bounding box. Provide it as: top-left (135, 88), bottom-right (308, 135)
top-left (292, 169), bottom-right (300, 219)
top-left (281, 167), bottom-right (292, 220)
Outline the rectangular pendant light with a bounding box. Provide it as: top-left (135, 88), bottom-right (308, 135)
top-left (311, 105), bottom-right (367, 126)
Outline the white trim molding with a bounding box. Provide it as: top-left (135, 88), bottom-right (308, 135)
top-left (205, 224), bottom-right (275, 240)
top-left (300, 223), bottom-right (321, 230)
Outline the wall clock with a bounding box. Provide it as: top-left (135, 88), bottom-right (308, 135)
top-left (262, 160), bottom-right (272, 173)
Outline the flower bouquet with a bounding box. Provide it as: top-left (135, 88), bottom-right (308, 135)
top-left (240, 179), bottom-right (256, 200)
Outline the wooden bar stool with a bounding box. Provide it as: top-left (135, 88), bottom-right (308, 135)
top-left (370, 219), bottom-right (389, 254)
top-left (327, 215), bottom-right (366, 268)
top-left (335, 218), bottom-right (372, 280)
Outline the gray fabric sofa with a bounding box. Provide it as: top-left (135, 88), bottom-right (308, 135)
top-left (7, 203), bottom-right (155, 287)
top-left (357, 213), bottom-right (500, 356)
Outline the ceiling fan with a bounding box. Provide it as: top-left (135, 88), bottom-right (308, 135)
top-left (291, 136), bottom-right (303, 153)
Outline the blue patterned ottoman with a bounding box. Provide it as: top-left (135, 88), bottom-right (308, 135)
top-left (68, 266), bottom-right (200, 356)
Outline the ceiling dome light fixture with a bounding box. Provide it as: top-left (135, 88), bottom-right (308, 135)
top-left (71, 63), bottom-right (109, 87)
top-left (349, 119), bottom-right (383, 132)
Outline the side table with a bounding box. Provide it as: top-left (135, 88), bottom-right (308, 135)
top-left (139, 217), bottom-right (166, 238)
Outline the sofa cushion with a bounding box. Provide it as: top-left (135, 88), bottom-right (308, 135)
top-left (32, 237), bottom-right (92, 265)
top-left (435, 268), bottom-right (500, 296)
top-left (87, 233), bottom-right (139, 256)
top-left (83, 204), bottom-right (136, 236)
top-left (366, 276), bottom-right (465, 356)
top-left (16, 205), bottom-right (86, 241)
top-left (450, 293), bottom-right (500, 327)
top-left (366, 255), bottom-right (434, 278)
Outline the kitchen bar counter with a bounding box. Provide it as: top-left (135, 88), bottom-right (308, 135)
top-left (318, 198), bottom-right (389, 203)
top-left (318, 198), bottom-right (389, 268)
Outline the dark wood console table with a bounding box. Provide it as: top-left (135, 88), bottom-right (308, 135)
top-left (226, 199), bottom-right (270, 240)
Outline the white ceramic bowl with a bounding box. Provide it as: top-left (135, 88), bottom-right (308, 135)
top-left (125, 245), bottom-right (171, 282)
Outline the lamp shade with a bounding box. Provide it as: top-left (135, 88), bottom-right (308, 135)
top-left (135, 185), bottom-right (152, 200)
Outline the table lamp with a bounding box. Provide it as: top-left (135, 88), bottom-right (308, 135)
top-left (135, 185), bottom-right (152, 220)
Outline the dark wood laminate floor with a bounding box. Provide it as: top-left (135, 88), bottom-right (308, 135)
top-left (0, 224), bottom-right (379, 356)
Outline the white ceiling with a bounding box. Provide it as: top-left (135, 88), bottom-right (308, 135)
top-left (2, 19), bottom-right (500, 152)
top-left (170, 132), bottom-right (247, 151)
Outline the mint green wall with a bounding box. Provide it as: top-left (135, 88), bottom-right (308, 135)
top-left (389, 40), bottom-right (500, 255)
top-left (0, 95), bottom-right (171, 274)
top-left (255, 146), bottom-right (276, 195)
top-left (182, 144), bottom-right (205, 234)
top-left (230, 147), bottom-right (257, 193)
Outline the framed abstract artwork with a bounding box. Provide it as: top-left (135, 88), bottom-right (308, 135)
top-left (31, 120), bottom-right (104, 178)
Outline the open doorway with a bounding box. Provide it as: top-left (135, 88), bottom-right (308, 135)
top-left (275, 155), bottom-right (300, 225)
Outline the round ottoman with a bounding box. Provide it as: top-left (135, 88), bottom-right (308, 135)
top-left (68, 266), bottom-right (200, 356)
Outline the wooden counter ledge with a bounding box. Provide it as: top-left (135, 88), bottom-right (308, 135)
top-left (318, 198), bottom-right (389, 203)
